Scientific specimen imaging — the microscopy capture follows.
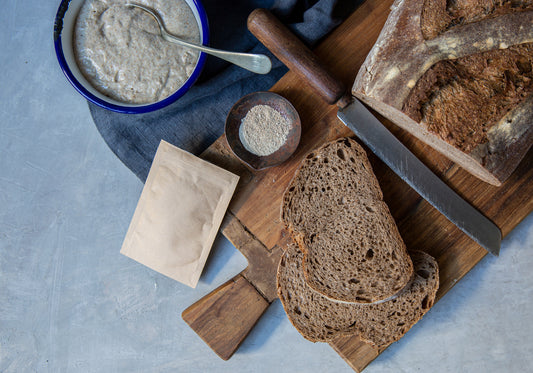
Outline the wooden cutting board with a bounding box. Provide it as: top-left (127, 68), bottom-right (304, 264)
top-left (183, 1), bottom-right (533, 371)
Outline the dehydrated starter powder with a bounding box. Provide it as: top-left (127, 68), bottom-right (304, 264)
top-left (239, 104), bottom-right (291, 156)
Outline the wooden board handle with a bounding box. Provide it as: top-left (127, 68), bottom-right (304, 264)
top-left (248, 9), bottom-right (347, 105)
top-left (182, 273), bottom-right (269, 360)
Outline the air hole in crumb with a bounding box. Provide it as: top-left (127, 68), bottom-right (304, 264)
top-left (350, 157), bottom-right (355, 163)
top-left (397, 322), bottom-right (405, 327)
top-left (365, 206), bottom-right (375, 213)
top-left (366, 249), bottom-right (374, 259)
top-left (348, 249), bottom-right (354, 255)
top-left (294, 306), bottom-right (302, 315)
top-left (349, 278), bottom-right (360, 284)
top-left (343, 139), bottom-right (352, 147)
top-left (324, 158), bottom-right (329, 163)
top-left (421, 295), bottom-right (430, 309)
top-left (337, 149), bottom-right (345, 160)
top-left (417, 269), bottom-right (430, 279)
top-left (306, 152), bottom-right (315, 159)
top-left (356, 296), bottom-right (371, 302)
top-left (288, 186), bottom-right (295, 192)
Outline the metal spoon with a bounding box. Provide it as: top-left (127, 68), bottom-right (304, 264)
top-left (128, 4), bottom-right (272, 74)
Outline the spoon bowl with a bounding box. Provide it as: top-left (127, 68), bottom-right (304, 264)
top-left (129, 4), bottom-right (272, 74)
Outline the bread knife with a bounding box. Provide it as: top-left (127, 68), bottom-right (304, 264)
top-left (248, 9), bottom-right (501, 256)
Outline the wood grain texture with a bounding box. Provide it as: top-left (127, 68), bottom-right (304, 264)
top-left (184, 0), bottom-right (533, 370)
top-left (247, 9), bottom-right (347, 105)
top-left (330, 335), bottom-right (380, 373)
top-left (182, 273), bottom-right (269, 360)
top-left (221, 215), bottom-right (282, 303)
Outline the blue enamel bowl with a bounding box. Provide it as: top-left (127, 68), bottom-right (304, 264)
top-left (54, 0), bottom-right (209, 114)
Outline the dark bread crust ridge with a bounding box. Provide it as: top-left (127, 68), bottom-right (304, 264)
top-left (353, 0), bottom-right (533, 185)
top-left (281, 137), bottom-right (413, 303)
top-left (276, 244), bottom-right (439, 348)
top-left (421, 0), bottom-right (533, 40)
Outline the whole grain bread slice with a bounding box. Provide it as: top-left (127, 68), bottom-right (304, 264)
top-left (282, 137), bottom-right (413, 303)
top-left (276, 243), bottom-right (439, 348)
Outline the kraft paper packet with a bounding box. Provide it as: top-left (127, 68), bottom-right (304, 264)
top-left (120, 140), bottom-right (239, 288)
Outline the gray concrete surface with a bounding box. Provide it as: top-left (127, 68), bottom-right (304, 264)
top-left (1, 1), bottom-right (532, 372)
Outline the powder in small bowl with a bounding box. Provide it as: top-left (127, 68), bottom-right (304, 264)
top-left (239, 104), bottom-right (291, 156)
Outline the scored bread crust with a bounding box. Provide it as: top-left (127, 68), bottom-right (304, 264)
top-left (352, 0), bottom-right (533, 186)
top-left (276, 244), bottom-right (439, 348)
top-left (281, 137), bottom-right (413, 303)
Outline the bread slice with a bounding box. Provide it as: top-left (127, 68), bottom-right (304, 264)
top-left (276, 244), bottom-right (439, 348)
top-left (282, 137), bottom-right (413, 303)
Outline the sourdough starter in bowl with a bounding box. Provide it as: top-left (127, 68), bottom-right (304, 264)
top-left (74, 0), bottom-right (200, 104)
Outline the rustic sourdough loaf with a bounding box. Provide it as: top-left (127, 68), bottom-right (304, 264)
top-left (277, 244), bottom-right (439, 347)
top-left (352, 0), bottom-right (533, 186)
top-left (282, 137), bottom-right (413, 303)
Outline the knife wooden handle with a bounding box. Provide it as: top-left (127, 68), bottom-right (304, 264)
top-left (248, 8), bottom-right (347, 106)
top-left (182, 273), bottom-right (269, 360)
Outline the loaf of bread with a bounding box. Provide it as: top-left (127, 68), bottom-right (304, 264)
top-left (353, 0), bottom-right (533, 186)
top-left (281, 137), bottom-right (413, 303)
top-left (277, 243), bottom-right (439, 348)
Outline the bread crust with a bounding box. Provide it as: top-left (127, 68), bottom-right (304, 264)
top-left (352, 0), bottom-right (533, 186)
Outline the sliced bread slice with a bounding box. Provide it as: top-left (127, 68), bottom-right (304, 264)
top-left (276, 243), bottom-right (439, 347)
top-left (282, 137), bottom-right (413, 303)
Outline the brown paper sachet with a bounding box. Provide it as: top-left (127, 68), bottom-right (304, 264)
top-left (120, 140), bottom-right (239, 288)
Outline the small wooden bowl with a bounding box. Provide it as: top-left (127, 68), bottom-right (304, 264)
top-left (225, 91), bottom-right (301, 170)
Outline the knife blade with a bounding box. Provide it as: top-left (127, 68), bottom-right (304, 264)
top-left (247, 9), bottom-right (501, 255)
top-left (338, 100), bottom-right (501, 255)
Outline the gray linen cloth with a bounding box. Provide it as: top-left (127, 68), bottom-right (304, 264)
top-left (89, 0), bottom-right (360, 181)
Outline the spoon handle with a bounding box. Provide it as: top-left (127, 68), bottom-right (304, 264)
top-left (162, 32), bottom-right (272, 74)
top-left (129, 4), bottom-right (272, 74)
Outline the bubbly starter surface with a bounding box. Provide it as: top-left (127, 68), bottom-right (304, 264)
top-left (74, 0), bottom-right (200, 104)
